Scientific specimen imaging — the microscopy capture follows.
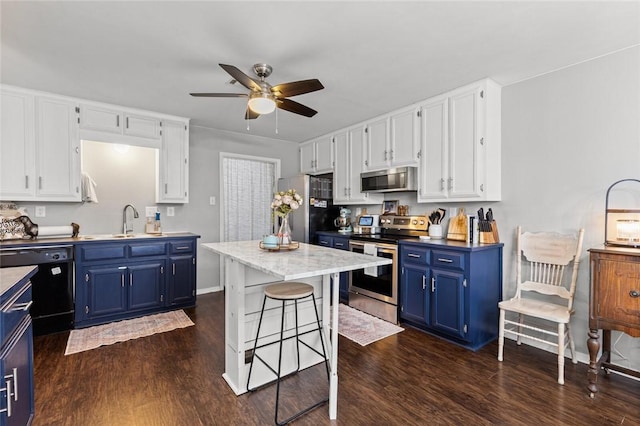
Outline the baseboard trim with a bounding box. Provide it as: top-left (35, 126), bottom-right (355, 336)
top-left (197, 286), bottom-right (222, 295)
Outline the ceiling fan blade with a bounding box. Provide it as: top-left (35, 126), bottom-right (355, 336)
top-left (276, 98), bottom-right (318, 117)
top-left (190, 93), bottom-right (248, 97)
top-left (219, 64), bottom-right (262, 92)
top-left (271, 79), bottom-right (324, 98)
top-left (245, 107), bottom-right (260, 120)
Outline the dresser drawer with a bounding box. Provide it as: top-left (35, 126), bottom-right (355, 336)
top-left (401, 246), bottom-right (429, 265)
top-left (129, 242), bottom-right (167, 257)
top-left (1, 281), bottom-right (32, 346)
top-left (432, 250), bottom-right (465, 270)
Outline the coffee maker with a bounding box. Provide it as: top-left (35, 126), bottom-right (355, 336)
top-left (334, 208), bottom-right (353, 233)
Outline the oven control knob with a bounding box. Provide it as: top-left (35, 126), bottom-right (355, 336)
top-left (412, 220), bottom-right (418, 225)
top-left (419, 220), bottom-right (425, 225)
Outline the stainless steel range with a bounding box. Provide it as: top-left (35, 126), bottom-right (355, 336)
top-left (349, 215), bottom-right (428, 324)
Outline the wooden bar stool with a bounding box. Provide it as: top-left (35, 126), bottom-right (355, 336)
top-left (246, 281), bottom-right (330, 425)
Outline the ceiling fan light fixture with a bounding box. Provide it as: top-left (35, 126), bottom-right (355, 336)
top-left (248, 92), bottom-right (276, 115)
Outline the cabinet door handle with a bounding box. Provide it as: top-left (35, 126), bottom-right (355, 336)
top-left (630, 290), bottom-right (640, 298)
top-left (173, 263), bottom-right (176, 275)
top-left (9, 301), bottom-right (33, 312)
top-left (121, 274), bottom-right (125, 287)
top-left (25, 175), bottom-right (29, 189)
top-left (422, 275), bottom-right (426, 290)
top-left (116, 115), bottom-right (120, 127)
top-left (408, 253), bottom-right (421, 258)
top-left (1, 379), bottom-right (12, 417)
top-left (10, 368), bottom-right (17, 402)
top-left (130, 273), bottom-right (133, 286)
top-left (38, 176), bottom-right (42, 190)
top-left (440, 178), bottom-right (445, 191)
top-left (431, 277), bottom-right (435, 292)
top-left (126, 117), bottom-right (129, 129)
top-left (335, 242), bottom-right (344, 248)
top-left (437, 258), bottom-right (453, 263)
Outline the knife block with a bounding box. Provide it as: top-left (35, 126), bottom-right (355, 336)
top-left (479, 221), bottom-right (500, 244)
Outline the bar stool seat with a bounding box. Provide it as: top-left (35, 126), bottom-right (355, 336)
top-left (247, 281), bottom-right (329, 425)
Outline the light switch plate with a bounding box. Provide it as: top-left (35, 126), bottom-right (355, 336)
top-left (35, 206), bottom-right (46, 217)
top-left (166, 207), bottom-right (175, 217)
top-left (145, 206), bottom-right (157, 217)
top-left (209, 196), bottom-right (216, 205)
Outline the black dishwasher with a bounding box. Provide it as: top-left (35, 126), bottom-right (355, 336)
top-left (0, 245), bottom-right (74, 335)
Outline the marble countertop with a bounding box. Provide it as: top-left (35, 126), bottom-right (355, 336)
top-left (202, 240), bottom-right (392, 281)
top-left (1, 265), bottom-right (37, 296)
top-left (0, 232), bottom-right (200, 249)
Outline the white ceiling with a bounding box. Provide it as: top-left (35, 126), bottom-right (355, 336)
top-left (2, 1), bottom-right (639, 142)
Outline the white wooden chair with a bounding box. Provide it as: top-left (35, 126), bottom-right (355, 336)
top-left (497, 226), bottom-right (585, 384)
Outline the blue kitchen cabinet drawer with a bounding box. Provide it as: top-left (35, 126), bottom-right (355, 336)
top-left (169, 240), bottom-right (194, 254)
top-left (0, 281), bottom-right (32, 348)
top-left (316, 235), bottom-right (333, 247)
top-left (401, 246), bottom-right (430, 265)
top-left (332, 236), bottom-right (349, 251)
top-left (431, 250), bottom-right (464, 270)
top-left (79, 244), bottom-right (126, 262)
top-left (129, 242), bottom-right (167, 257)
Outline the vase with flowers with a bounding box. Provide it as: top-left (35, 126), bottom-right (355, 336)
top-left (271, 188), bottom-right (302, 246)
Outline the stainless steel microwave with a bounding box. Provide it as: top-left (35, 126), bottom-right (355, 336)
top-left (360, 167), bottom-right (417, 193)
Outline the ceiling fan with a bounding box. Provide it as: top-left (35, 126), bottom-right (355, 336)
top-left (190, 63), bottom-right (324, 119)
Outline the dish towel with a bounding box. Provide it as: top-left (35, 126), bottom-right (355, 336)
top-left (363, 243), bottom-right (379, 277)
top-left (81, 172), bottom-right (99, 203)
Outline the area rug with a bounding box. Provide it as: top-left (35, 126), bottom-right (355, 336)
top-left (65, 310), bottom-right (194, 355)
top-left (335, 304), bottom-right (404, 346)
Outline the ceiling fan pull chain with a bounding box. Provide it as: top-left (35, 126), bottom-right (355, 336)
top-left (275, 107), bottom-right (279, 134)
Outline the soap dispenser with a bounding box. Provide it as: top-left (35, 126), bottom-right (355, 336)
top-left (154, 212), bottom-right (162, 233)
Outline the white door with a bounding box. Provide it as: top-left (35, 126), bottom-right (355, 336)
top-left (299, 141), bottom-right (316, 174)
top-left (449, 87), bottom-right (481, 199)
top-left (314, 137), bottom-right (334, 173)
top-left (158, 120), bottom-right (188, 203)
top-left (365, 117), bottom-right (389, 170)
top-left (389, 107), bottom-right (419, 167)
top-left (35, 96), bottom-right (80, 201)
top-left (332, 131), bottom-right (350, 203)
top-left (418, 97), bottom-right (448, 201)
top-left (0, 89), bottom-right (35, 200)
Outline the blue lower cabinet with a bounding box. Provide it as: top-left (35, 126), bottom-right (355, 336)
top-left (399, 241), bottom-right (503, 351)
top-left (316, 233), bottom-right (350, 303)
top-left (75, 237), bottom-right (198, 328)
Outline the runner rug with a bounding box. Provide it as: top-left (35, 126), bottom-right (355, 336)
top-left (65, 310), bottom-right (194, 355)
top-left (335, 303), bottom-right (404, 346)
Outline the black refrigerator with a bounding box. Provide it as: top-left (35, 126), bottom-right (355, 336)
top-left (277, 173), bottom-right (339, 244)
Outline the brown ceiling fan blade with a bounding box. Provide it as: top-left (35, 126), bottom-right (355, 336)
top-left (271, 79), bottom-right (324, 97)
top-left (190, 93), bottom-right (248, 97)
top-left (219, 64), bottom-right (262, 92)
top-left (277, 98), bottom-right (318, 117)
top-left (245, 107), bottom-right (260, 120)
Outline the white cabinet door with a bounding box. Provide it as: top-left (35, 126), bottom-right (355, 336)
top-left (35, 96), bottom-right (81, 201)
top-left (418, 97), bottom-right (448, 201)
top-left (314, 137), bottom-right (334, 174)
top-left (448, 87), bottom-right (482, 199)
top-left (348, 126), bottom-right (383, 205)
top-left (79, 103), bottom-right (122, 134)
top-left (332, 131), bottom-right (350, 204)
top-left (0, 89), bottom-right (35, 200)
top-left (389, 107), bottom-right (419, 167)
top-left (157, 120), bottom-right (189, 203)
top-left (299, 141), bottom-right (316, 174)
top-left (124, 114), bottom-right (160, 139)
top-left (365, 117), bottom-right (389, 170)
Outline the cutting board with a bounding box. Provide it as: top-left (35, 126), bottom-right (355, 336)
top-left (447, 209), bottom-right (468, 241)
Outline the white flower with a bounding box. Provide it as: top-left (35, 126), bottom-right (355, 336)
top-left (271, 188), bottom-right (303, 217)
top-left (290, 201), bottom-right (299, 210)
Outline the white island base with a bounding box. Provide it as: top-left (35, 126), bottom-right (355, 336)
top-left (202, 240), bottom-right (392, 420)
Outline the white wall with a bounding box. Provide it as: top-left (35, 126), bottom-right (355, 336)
top-left (499, 46), bottom-right (639, 369)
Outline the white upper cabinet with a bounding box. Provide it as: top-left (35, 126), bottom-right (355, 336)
top-left (333, 126), bottom-right (384, 205)
top-left (78, 102), bottom-right (161, 148)
top-left (417, 79), bottom-right (501, 203)
top-left (35, 96), bottom-right (81, 201)
top-left (0, 86), bottom-right (80, 202)
top-left (0, 88), bottom-right (35, 200)
top-left (364, 106), bottom-right (419, 171)
top-left (157, 119), bottom-right (189, 203)
top-left (300, 137), bottom-right (333, 175)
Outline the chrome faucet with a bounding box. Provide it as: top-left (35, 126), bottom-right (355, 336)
top-left (122, 204), bottom-right (139, 234)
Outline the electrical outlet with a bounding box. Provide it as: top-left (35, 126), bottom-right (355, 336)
top-left (209, 196), bottom-right (216, 205)
top-left (167, 207), bottom-right (175, 217)
top-left (145, 206), bottom-right (157, 217)
top-left (35, 206), bottom-right (46, 217)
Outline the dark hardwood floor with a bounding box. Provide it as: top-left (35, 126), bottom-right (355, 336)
top-left (33, 292), bottom-right (639, 425)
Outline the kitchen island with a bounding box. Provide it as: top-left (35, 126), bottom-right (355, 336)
top-left (201, 240), bottom-right (392, 420)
